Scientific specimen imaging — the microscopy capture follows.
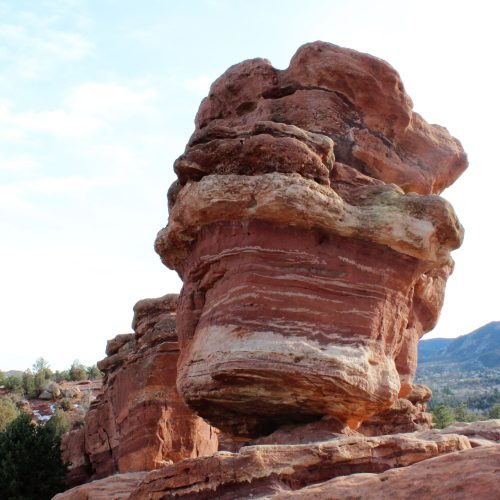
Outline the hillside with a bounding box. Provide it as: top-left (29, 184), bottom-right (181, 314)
top-left (416, 322), bottom-right (500, 414)
top-left (418, 322), bottom-right (500, 369)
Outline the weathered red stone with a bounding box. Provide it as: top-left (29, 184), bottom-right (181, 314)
top-left (62, 294), bottom-right (217, 484)
top-left (154, 42), bottom-right (467, 436)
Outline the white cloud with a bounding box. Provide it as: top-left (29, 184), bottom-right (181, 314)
top-left (0, 83), bottom-right (156, 138)
top-left (0, 24), bottom-right (93, 78)
top-left (0, 154), bottom-right (39, 171)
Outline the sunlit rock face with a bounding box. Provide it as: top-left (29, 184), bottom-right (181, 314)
top-left (62, 294), bottom-right (218, 484)
top-left (155, 42), bottom-right (467, 437)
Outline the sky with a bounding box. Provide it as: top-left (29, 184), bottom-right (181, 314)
top-left (1, 0), bottom-right (498, 371)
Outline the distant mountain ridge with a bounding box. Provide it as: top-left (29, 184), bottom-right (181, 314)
top-left (418, 321), bottom-right (500, 369)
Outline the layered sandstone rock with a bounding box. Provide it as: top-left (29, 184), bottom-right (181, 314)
top-left (155, 42), bottom-right (467, 436)
top-left (62, 294), bottom-right (217, 486)
top-left (274, 445), bottom-right (500, 500)
top-left (55, 422), bottom-right (500, 499)
top-left (358, 384), bottom-right (433, 436)
top-left (129, 431), bottom-right (471, 499)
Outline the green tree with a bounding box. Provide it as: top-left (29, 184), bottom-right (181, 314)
top-left (22, 370), bottom-right (38, 398)
top-left (0, 412), bottom-right (68, 499)
top-left (489, 403), bottom-right (500, 419)
top-left (45, 409), bottom-right (71, 439)
top-left (0, 370), bottom-right (5, 386)
top-left (86, 364), bottom-right (102, 380)
top-left (69, 360), bottom-right (87, 381)
top-left (5, 375), bottom-right (24, 394)
top-left (0, 397), bottom-right (19, 432)
top-left (432, 404), bottom-right (455, 429)
top-left (55, 370), bottom-right (71, 383)
top-left (454, 403), bottom-right (468, 422)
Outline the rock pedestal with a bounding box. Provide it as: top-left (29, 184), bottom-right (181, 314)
top-left (155, 41), bottom-right (467, 437)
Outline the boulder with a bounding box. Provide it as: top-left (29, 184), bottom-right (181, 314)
top-left (154, 41), bottom-right (467, 437)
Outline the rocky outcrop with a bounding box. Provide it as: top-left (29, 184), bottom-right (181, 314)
top-left (273, 445), bottom-right (500, 499)
top-left (55, 422), bottom-right (500, 499)
top-left (54, 472), bottom-right (147, 500)
top-left (154, 41), bottom-right (467, 437)
top-left (126, 430), bottom-right (478, 499)
top-left (358, 384), bottom-right (433, 436)
top-left (62, 294), bottom-right (217, 486)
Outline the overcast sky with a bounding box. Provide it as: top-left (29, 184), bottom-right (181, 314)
top-left (1, 0), bottom-right (498, 370)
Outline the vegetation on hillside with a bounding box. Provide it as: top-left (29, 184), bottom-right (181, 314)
top-left (0, 357), bottom-right (103, 399)
top-left (0, 412), bottom-right (68, 499)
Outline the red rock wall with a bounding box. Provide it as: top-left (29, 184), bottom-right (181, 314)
top-left (62, 294), bottom-right (217, 485)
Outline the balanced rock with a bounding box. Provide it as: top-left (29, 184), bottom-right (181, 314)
top-left (154, 42), bottom-right (467, 436)
top-left (62, 294), bottom-right (217, 486)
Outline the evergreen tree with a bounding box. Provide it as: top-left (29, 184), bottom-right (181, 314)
top-left (5, 375), bottom-right (24, 395)
top-left (45, 410), bottom-right (71, 439)
top-left (22, 370), bottom-right (37, 398)
top-left (432, 404), bottom-right (455, 429)
top-left (69, 360), bottom-right (87, 381)
top-left (0, 370), bottom-right (5, 386)
top-left (0, 413), bottom-right (68, 499)
top-left (489, 403), bottom-right (500, 419)
top-left (0, 397), bottom-right (19, 432)
top-left (86, 364), bottom-right (102, 380)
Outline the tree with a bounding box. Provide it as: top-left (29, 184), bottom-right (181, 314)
top-left (86, 364), bottom-right (102, 380)
top-left (0, 370), bottom-right (4, 386)
top-left (45, 409), bottom-right (71, 439)
top-left (489, 403), bottom-right (500, 419)
top-left (69, 360), bottom-right (87, 381)
top-left (0, 397), bottom-right (19, 432)
top-left (5, 375), bottom-right (24, 394)
top-left (22, 370), bottom-right (37, 398)
top-left (432, 404), bottom-right (455, 429)
top-left (55, 370), bottom-right (71, 383)
top-left (0, 412), bottom-right (68, 499)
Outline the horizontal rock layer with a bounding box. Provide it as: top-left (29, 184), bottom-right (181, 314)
top-left (276, 445), bottom-right (500, 500)
top-left (55, 421), bottom-right (500, 499)
top-left (129, 430), bottom-right (471, 499)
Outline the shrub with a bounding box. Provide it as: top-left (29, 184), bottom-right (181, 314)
top-left (59, 398), bottom-right (74, 411)
top-left (489, 403), bottom-right (500, 419)
top-left (0, 413), bottom-right (68, 499)
top-left (45, 410), bottom-right (71, 439)
top-left (0, 396), bottom-right (19, 432)
top-left (22, 370), bottom-right (38, 398)
top-left (432, 404), bottom-right (455, 429)
top-left (55, 370), bottom-right (71, 383)
top-left (5, 375), bottom-right (24, 394)
top-left (69, 360), bottom-right (87, 381)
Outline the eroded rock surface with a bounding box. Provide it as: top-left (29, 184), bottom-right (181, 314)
top-left (56, 422), bottom-right (500, 499)
top-left (129, 431), bottom-right (470, 499)
top-left (62, 294), bottom-right (217, 485)
top-left (155, 41), bottom-right (467, 436)
top-left (274, 445), bottom-right (500, 500)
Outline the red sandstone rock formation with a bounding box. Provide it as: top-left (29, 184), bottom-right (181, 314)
top-left (61, 294), bottom-right (217, 486)
top-left (358, 383), bottom-right (433, 436)
top-left (273, 445), bottom-right (500, 500)
top-left (54, 422), bottom-right (500, 499)
top-left (56, 42), bottom-right (500, 500)
top-left (154, 41), bottom-right (467, 437)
